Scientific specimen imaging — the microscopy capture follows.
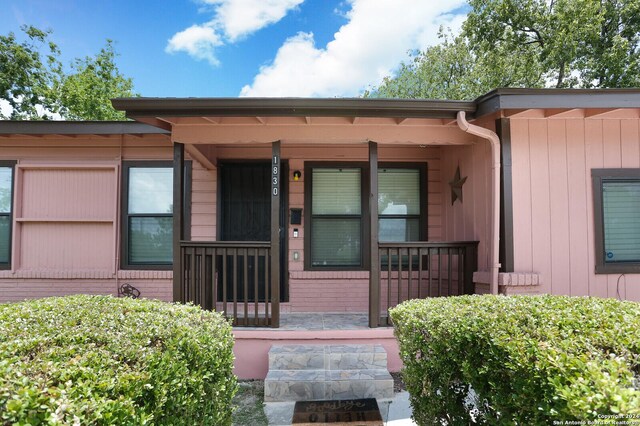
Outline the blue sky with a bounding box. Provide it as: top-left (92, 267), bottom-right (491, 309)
top-left (1, 0), bottom-right (469, 98)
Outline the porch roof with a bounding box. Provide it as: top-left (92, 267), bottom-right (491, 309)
top-left (111, 97), bottom-right (477, 124)
top-left (112, 88), bottom-right (640, 124)
top-left (0, 121), bottom-right (170, 137)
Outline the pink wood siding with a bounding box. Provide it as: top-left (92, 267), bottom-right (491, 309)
top-left (21, 168), bottom-right (115, 219)
top-left (440, 141), bottom-right (492, 272)
top-left (20, 223), bottom-right (113, 270)
top-left (190, 160), bottom-right (217, 241)
top-left (510, 116), bottom-right (640, 301)
top-left (15, 167), bottom-right (116, 272)
top-left (0, 134), bottom-right (174, 303)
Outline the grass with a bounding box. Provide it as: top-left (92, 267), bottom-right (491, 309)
top-left (232, 380), bottom-right (268, 426)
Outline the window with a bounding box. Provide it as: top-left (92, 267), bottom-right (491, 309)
top-left (0, 162), bottom-right (14, 269)
top-left (305, 163), bottom-right (426, 270)
top-left (378, 168), bottom-right (421, 242)
top-left (122, 162), bottom-right (174, 269)
top-left (592, 169), bottom-right (640, 274)
top-left (310, 167), bottom-right (363, 268)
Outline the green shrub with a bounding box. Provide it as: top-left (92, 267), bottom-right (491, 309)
top-left (390, 295), bottom-right (640, 424)
top-left (0, 295), bottom-right (237, 425)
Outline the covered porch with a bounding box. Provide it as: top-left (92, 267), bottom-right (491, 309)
top-left (115, 98), bottom-right (499, 328)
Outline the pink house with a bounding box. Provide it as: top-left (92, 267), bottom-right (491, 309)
top-left (2, 88), bottom-right (640, 378)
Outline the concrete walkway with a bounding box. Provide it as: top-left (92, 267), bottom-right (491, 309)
top-left (264, 391), bottom-right (416, 425)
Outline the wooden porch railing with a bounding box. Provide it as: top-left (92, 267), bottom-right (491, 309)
top-left (179, 241), bottom-right (277, 327)
top-left (375, 241), bottom-right (479, 326)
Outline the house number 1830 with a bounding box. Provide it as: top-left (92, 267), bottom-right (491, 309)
top-left (272, 155), bottom-right (279, 196)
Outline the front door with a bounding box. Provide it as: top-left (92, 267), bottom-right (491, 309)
top-left (219, 162), bottom-right (287, 302)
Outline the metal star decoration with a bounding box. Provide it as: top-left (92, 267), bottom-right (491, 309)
top-left (449, 165), bottom-right (467, 205)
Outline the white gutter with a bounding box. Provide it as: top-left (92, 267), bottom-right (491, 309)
top-left (456, 111), bottom-right (501, 295)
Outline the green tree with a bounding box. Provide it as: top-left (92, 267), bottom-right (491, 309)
top-left (368, 0), bottom-right (640, 100)
top-left (365, 30), bottom-right (544, 100)
top-left (0, 26), bottom-right (62, 119)
top-left (465, 0), bottom-right (640, 88)
top-left (0, 26), bottom-right (136, 120)
top-left (58, 40), bottom-right (134, 120)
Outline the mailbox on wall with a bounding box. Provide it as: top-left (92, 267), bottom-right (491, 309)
top-left (290, 208), bottom-right (302, 225)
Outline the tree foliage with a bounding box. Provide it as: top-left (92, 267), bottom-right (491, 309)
top-left (367, 0), bottom-right (640, 100)
top-left (58, 41), bottom-right (135, 120)
top-left (0, 26), bottom-right (136, 120)
top-left (0, 26), bottom-right (61, 120)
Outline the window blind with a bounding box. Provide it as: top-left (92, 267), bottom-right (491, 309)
top-left (378, 169), bottom-right (420, 215)
top-left (311, 168), bottom-right (362, 267)
top-left (0, 217), bottom-right (8, 264)
top-left (602, 181), bottom-right (640, 262)
top-left (0, 168), bottom-right (10, 213)
top-left (312, 168), bottom-right (361, 214)
top-left (311, 218), bottom-right (361, 266)
top-left (0, 167), bottom-right (12, 264)
top-left (129, 217), bottom-right (173, 264)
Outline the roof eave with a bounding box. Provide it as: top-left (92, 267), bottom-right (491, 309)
top-left (475, 88), bottom-right (640, 117)
top-left (0, 121), bottom-right (170, 135)
top-left (111, 98), bottom-right (477, 120)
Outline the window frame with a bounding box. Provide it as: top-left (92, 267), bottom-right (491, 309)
top-left (378, 163), bottom-right (428, 242)
top-left (0, 161), bottom-right (15, 271)
top-left (304, 162), bottom-right (369, 271)
top-left (592, 168), bottom-right (640, 274)
top-left (303, 161), bottom-right (427, 271)
top-left (121, 161), bottom-right (191, 270)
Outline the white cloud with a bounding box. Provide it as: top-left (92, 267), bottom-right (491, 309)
top-left (166, 0), bottom-right (303, 65)
top-left (213, 0), bottom-right (304, 41)
top-left (166, 24), bottom-right (223, 66)
top-left (240, 0), bottom-right (468, 97)
top-left (0, 98), bottom-right (62, 120)
top-left (0, 99), bottom-right (12, 119)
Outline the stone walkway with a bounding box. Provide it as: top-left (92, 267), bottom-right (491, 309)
top-left (278, 313), bottom-right (371, 330)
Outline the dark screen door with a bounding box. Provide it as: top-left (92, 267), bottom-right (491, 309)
top-left (219, 162), bottom-right (287, 302)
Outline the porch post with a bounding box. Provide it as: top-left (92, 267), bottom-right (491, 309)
top-left (369, 141), bottom-right (380, 328)
top-left (173, 142), bottom-right (185, 303)
top-left (270, 141), bottom-right (281, 327)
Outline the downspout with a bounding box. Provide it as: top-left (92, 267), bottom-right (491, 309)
top-left (456, 111), bottom-right (501, 295)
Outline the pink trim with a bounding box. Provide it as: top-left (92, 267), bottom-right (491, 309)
top-left (233, 328), bottom-right (402, 379)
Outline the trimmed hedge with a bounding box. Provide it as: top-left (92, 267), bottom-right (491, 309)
top-left (390, 295), bottom-right (640, 424)
top-left (0, 295), bottom-right (237, 425)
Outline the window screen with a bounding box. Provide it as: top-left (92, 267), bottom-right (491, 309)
top-left (0, 166), bottom-right (12, 266)
top-left (592, 169), bottom-right (640, 274)
top-left (602, 180), bottom-right (640, 263)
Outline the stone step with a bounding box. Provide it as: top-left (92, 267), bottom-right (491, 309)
top-left (265, 344), bottom-right (394, 402)
top-left (264, 368), bottom-right (394, 402)
top-left (268, 344), bottom-right (388, 371)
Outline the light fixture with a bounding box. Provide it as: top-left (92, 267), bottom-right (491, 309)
top-left (293, 170), bottom-right (302, 181)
